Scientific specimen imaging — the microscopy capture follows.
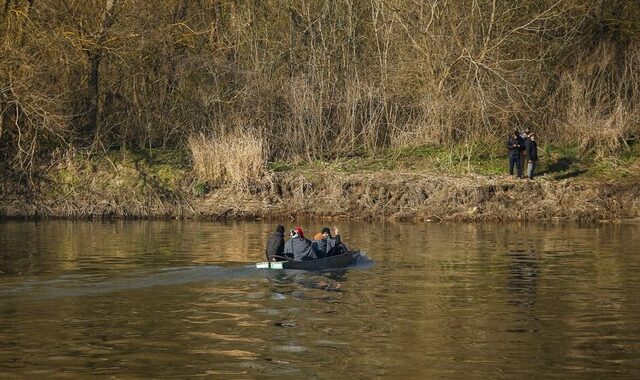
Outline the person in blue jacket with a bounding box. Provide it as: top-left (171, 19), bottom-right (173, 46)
top-left (507, 130), bottom-right (523, 179)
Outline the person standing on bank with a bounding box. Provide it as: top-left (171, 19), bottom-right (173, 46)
top-left (525, 133), bottom-right (538, 179)
top-left (284, 227), bottom-right (317, 261)
top-left (265, 224), bottom-right (288, 261)
top-left (507, 130), bottom-right (523, 179)
top-left (520, 127), bottom-right (531, 171)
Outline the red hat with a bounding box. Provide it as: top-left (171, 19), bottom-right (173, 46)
top-left (294, 227), bottom-right (304, 238)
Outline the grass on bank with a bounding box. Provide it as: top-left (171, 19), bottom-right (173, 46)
top-left (267, 139), bottom-right (640, 182)
top-left (51, 148), bottom-right (188, 197)
top-left (36, 134), bottom-right (639, 202)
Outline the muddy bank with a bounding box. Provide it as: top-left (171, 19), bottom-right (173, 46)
top-left (2, 170), bottom-right (639, 223)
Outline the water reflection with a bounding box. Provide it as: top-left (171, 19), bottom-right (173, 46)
top-left (1, 221), bottom-right (640, 378)
top-left (507, 250), bottom-right (539, 309)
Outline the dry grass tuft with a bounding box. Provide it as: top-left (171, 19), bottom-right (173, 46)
top-left (561, 42), bottom-right (639, 159)
top-left (189, 131), bottom-right (266, 189)
top-left (576, 106), bottom-right (629, 160)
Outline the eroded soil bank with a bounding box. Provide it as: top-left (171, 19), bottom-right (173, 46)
top-left (2, 171), bottom-right (639, 223)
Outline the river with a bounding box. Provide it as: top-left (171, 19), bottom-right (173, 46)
top-left (1, 221), bottom-right (639, 378)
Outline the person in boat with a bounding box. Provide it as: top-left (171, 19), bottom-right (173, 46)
top-left (312, 226), bottom-right (348, 258)
top-left (311, 232), bottom-right (327, 259)
top-left (265, 224), bottom-right (288, 261)
top-left (312, 231), bottom-right (328, 259)
top-left (283, 227), bottom-right (317, 261)
top-left (324, 226), bottom-right (348, 256)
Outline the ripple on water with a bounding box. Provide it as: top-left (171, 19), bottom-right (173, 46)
top-left (1, 221), bottom-right (640, 379)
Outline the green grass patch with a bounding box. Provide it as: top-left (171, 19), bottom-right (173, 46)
top-left (52, 143), bottom-right (639, 194)
top-left (50, 148), bottom-right (189, 196)
top-left (267, 141), bottom-right (640, 181)
top-left (192, 181), bottom-right (208, 196)
top-left (267, 161), bottom-right (294, 172)
top-left (154, 164), bottom-right (185, 192)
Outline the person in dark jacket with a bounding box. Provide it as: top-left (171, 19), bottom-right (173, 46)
top-left (524, 133), bottom-right (538, 179)
top-left (265, 224), bottom-right (287, 261)
top-left (520, 127), bottom-right (531, 170)
top-left (311, 226), bottom-right (346, 258)
top-left (507, 130), bottom-right (523, 178)
top-left (312, 232), bottom-right (328, 259)
top-left (284, 227), bottom-right (317, 261)
top-left (324, 226), bottom-right (348, 257)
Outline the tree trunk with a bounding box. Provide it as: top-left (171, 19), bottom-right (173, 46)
top-left (210, 0), bottom-right (222, 48)
top-left (84, 50), bottom-right (102, 140)
top-left (81, 0), bottom-right (118, 144)
top-left (167, 0), bottom-right (189, 95)
top-left (0, 106), bottom-right (4, 142)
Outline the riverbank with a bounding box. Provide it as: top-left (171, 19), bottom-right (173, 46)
top-left (192, 171), bottom-right (640, 223)
top-left (1, 148), bottom-right (639, 222)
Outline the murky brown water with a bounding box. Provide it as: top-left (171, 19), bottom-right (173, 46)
top-left (1, 220), bottom-right (640, 378)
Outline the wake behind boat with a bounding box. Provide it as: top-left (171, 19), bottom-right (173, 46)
top-left (256, 250), bottom-right (366, 271)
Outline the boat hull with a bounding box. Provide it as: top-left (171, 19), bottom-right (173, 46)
top-left (256, 250), bottom-right (360, 270)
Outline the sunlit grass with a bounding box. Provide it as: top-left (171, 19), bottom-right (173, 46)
top-left (263, 141), bottom-right (640, 182)
top-left (189, 132), bottom-right (266, 189)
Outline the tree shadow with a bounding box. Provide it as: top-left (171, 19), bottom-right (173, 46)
top-left (538, 156), bottom-right (587, 179)
top-left (553, 169), bottom-right (588, 180)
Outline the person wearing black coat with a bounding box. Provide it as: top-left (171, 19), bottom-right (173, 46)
top-left (520, 127), bottom-right (531, 170)
top-left (311, 226), bottom-right (347, 258)
top-left (265, 225), bottom-right (288, 261)
top-left (312, 235), bottom-right (328, 259)
top-left (507, 130), bottom-right (523, 178)
top-left (524, 133), bottom-right (538, 179)
top-left (323, 227), bottom-right (348, 257)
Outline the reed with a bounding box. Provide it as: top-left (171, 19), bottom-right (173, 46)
top-left (189, 131), bottom-right (266, 189)
top-left (560, 41), bottom-right (640, 159)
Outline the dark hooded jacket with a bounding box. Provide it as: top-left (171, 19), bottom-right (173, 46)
top-left (265, 230), bottom-right (286, 261)
top-left (284, 237), bottom-right (317, 261)
top-left (507, 136), bottom-right (521, 157)
top-left (312, 238), bottom-right (328, 259)
top-left (326, 235), bottom-right (347, 256)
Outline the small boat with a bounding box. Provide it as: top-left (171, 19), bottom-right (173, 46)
top-left (256, 250), bottom-right (362, 271)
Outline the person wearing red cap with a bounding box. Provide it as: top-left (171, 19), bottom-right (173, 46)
top-left (283, 226), bottom-right (317, 261)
